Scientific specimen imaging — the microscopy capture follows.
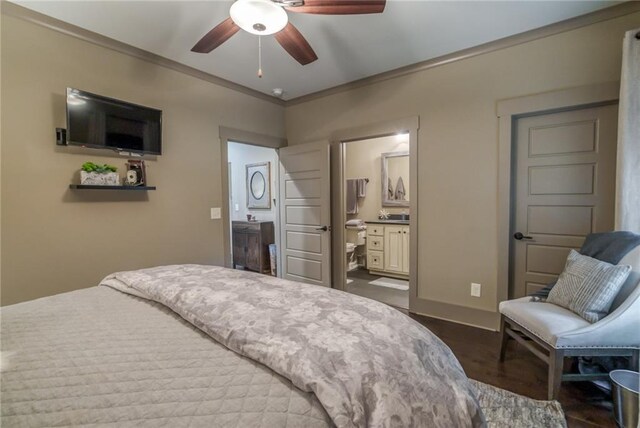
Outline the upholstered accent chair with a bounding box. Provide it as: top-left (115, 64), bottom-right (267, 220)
top-left (498, 245), bottom-right (640, 400)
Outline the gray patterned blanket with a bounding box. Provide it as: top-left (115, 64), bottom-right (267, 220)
top-left (101, 265), bottom-right (485, 428)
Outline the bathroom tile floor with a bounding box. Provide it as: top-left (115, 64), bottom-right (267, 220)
top-left (345, 268), bottom-right (409, 309)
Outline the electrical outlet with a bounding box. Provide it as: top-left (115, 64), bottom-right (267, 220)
top-left (471, 283), bottom-right (482, 297)
top-left (234, 204), bottom-right (239, 212)
top-left (210, 207), bottom-right (221, 220)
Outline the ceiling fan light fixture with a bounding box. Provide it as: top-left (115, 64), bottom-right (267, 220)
top-left (230, 0), bottom-right (288, 36)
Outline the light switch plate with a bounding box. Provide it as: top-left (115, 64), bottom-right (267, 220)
top-left (210, 207), bottom-right (221, 219)
top-left (471, 283), bottom-right (482, 297)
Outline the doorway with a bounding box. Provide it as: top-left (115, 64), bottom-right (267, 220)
top-left (509, 103), bottom-right (619, 298)
top-left (341, 134), bottom-right (411, 309)
top-left (496, 82), bottom-right (620, 310)
top-left (227, 141), bottom-right (280, 276)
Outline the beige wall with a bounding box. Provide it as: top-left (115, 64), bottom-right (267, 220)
top-left (285, 12), bottom-right (640, 329)
top-left (0, 15), bottom-right (284, 305)
top-left (344, 135), bottom-right (409, 222)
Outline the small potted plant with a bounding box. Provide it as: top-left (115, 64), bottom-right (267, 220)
top-left (80, 162), bottom-right (120, 185)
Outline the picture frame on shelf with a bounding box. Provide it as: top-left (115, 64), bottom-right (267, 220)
top-left (125, 160), bottom-right (146, 186)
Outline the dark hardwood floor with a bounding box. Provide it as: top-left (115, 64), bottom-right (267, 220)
top-left (409, 314), bottom-right (615, 427)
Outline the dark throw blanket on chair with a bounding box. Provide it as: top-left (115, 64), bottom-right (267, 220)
top-left (530, 231), bottom-right (640, 300)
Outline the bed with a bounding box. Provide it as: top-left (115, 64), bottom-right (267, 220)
top-left (1, 265), bottom-right (564, 427)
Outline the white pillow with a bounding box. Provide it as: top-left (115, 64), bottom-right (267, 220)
top-left (547, 250), bottom-right (631, 323)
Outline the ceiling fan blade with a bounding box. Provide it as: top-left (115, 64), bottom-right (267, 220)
top-left (191, 17), bottom-right (240, 53)
top-left (286, 0), bottom-right (385, 15)
top-left (274, 22), bottom-right (318, 65)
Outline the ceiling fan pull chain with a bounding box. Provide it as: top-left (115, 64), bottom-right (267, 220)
top-left (258, 36), bottom-right (263, 78)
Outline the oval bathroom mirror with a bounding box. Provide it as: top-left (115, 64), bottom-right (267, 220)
top-left (250, 171), bottom-right (266, 200)
top-left (246, 162), bottom-right (271, 209)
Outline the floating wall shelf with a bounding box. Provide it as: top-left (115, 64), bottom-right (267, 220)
top-left (69, 185), bottom-right (156, 191)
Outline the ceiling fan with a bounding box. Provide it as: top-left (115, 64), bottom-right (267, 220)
top-left (191, 0), bottom-right (386, 66)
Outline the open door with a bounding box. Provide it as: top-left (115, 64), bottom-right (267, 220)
top-left (279, 142), bottom-right (332, 287)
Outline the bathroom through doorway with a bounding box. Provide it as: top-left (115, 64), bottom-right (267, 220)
top-left (342, 134), bottom-right (411, 310)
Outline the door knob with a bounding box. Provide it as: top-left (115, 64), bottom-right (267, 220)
top-left (316, 226), bottom-right (328, 232)
top-left (514, 232), bottom-right (533, 240)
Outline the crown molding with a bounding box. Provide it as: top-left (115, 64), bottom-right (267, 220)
top-left (0, 1), bottom-right (285, 106)
top-left (285, 1), bottom-right (640, 107)
top-left (3, 1), bottom-right (637, 109)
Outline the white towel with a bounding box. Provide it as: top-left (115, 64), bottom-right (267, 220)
top-left (356, 179), bottom-right (367, 198)
top-left (395, 176), bottom-right (406, 201)
top-left (346, 179), bottom-right (358, 214)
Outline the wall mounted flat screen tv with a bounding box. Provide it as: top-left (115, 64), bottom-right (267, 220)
top-left (66, 88), bottom-right (162, 155)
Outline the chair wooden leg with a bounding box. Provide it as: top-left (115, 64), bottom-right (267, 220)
top-left (548, 349), bottom-right (564, 400)
top-left (499, 315), bottom-right (509, 362)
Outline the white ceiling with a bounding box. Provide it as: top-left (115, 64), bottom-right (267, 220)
top-left (13, 0), bottom-right (620, 100)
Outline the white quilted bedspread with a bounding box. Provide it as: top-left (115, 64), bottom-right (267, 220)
top-left (0, 287), bottom-right (333, 427)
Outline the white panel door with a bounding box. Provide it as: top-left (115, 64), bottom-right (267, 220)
top-left (279, 142), bottom-right (331, 287)
top-left (512, 104), bottom-right (618, 297)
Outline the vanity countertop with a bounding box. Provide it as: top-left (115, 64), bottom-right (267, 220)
top-left (365, 220), bottom-right (410, 225)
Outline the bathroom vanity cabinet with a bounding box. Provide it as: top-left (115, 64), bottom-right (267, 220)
top-left (232, 221), bottom-right (274, 274)
top-left (366, 223), bottom-right (410, 278)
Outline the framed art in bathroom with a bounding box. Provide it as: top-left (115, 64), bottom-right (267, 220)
top-left (246, 162), bottom-right (271, 209)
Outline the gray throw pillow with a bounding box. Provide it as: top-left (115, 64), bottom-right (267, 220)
top-left (547, 250), bottom-right (631, 323)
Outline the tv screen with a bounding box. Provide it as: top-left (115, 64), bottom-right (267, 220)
top-left (66, 88), bottom-right (162, 155)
